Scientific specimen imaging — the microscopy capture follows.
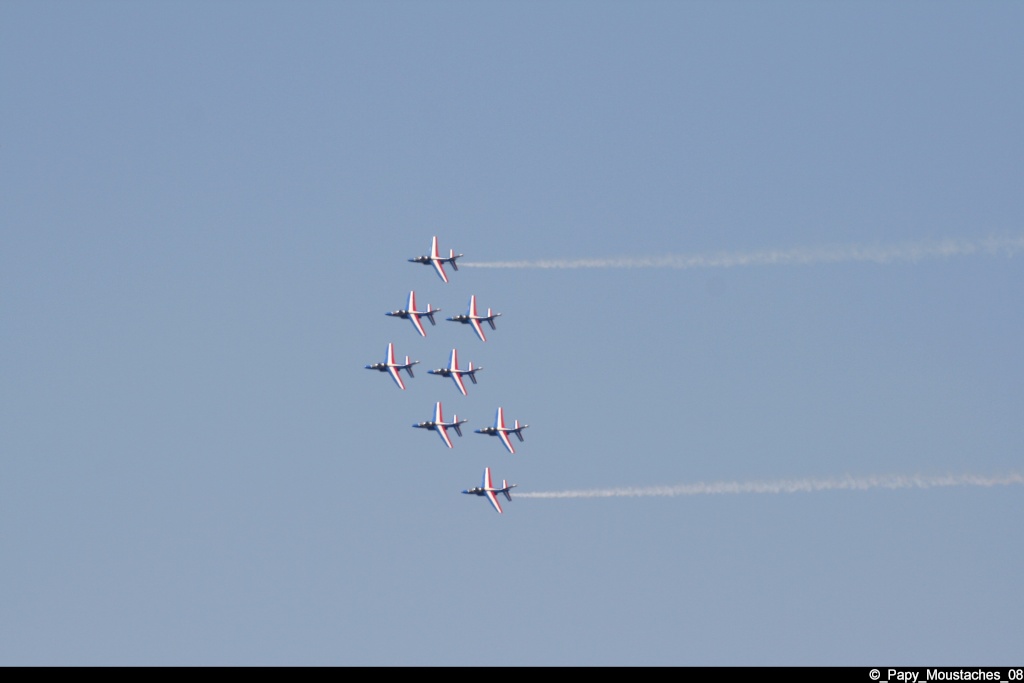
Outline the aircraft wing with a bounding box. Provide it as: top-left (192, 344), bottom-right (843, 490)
top-left (387, 366), bottom-right (407, 390)
top-left (409, 313), bottom-right (427, 337)
top-left (498, 430), bottom-right (516, 454)
top-left (436, 425), bottom-right (453, 449)
top-left (432, 259), bottom-right (449, 283)
top-left (469, 319), bottom-right (487, 342)
top-left (485, 490), bottom-right (504, 514)
top-left (451, 372), bottom-right (468, 396)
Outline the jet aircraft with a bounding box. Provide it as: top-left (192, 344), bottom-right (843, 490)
top-left (427, 348), bottom-right (482, 396)
top-left (462, 467), bottom-right (517, 514)
top-left (364, 342), bottom-right (419, 390)
top-left (447, 295), bottom-right (501, 342)
top-left (474, 406), bottom-right (528, 454)
top-left (408, 235), bottom-right (463, 284)
top-left (385, 290), bottom-right (439, 337)
top-left (412, 401), bottom-right (467, 449)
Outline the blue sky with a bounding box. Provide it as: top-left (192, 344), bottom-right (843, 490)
top-left (2, 1), bottom-right (1022, 665)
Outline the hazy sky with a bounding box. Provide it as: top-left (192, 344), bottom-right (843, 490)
top-left (3, 1), bottom-right (1022, 665)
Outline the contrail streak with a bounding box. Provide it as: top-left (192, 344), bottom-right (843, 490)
top-left (516, 472), bottom-right (1024, 499)
top-left (462, 235), bottom-right (1024, 270)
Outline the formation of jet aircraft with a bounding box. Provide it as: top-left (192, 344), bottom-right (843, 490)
top-left (462, 467), bottom-right (517, 514)
top-left (368, 236), bottom-right (526, 514)
top-left (475, 406), bottom-right (529, 455)
top-left (364, 342), bottom-right (419, 390)
top-left (447, 295), bottom-right (501, 342)
top-left (385, 290), bottom-right (439, 337)
top-left (427, 348), bottom-right (482, 396)
top-left (413, 401), bottom-right (468, 449)
top-left (408, 235), bottom-right (463, 284)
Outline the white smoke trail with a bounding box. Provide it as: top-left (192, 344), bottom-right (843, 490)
top-left (462, 235), bottom-right (1024, 270)
top-left (517, 472), bottom-right (1024, 499)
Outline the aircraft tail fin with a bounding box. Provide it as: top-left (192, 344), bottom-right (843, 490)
top-left (502, 481), bottom-right (514, 501)
top-left (449, 249), bottom-right (459, 270)
top-left (452, 418), bottom-right (463, 437)
top-left (405, 357), bottom-right (415, 377)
